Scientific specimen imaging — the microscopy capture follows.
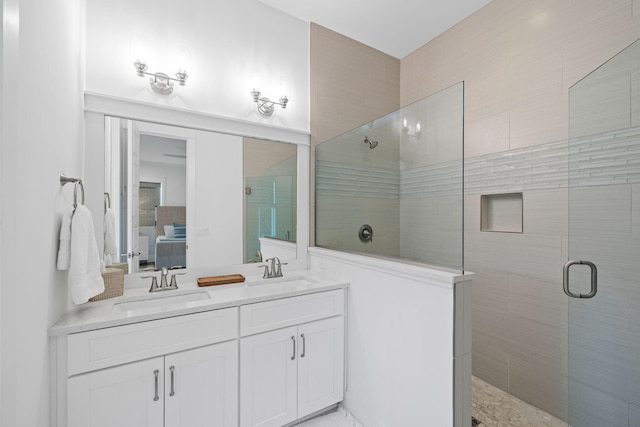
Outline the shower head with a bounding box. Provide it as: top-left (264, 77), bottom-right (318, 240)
top-left (364, 136), bottom-right (378, 149)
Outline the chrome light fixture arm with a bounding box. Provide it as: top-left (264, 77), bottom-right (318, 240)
top-left (134, 61), bottom-right (188, 95)
top-left (251, 89), bottom-right (288, 117)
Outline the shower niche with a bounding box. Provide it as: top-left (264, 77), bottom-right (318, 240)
top-left (315, 82), bottom-right (464, 271)
top-left (480, 193), bottom-right (523, 233)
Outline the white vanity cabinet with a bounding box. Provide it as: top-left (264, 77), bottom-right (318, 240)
top-left (68, 356), bottom-right (164, 427)
top-left (63, 308), bottom-right (239, 427)
top-left (239, 290), bottom-right (345, 427)
top-left (51, 282), bottom-right (349, 427)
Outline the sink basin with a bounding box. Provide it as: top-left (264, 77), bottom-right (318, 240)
top-left (111, 290), bottom-right (211, 314)
top-left (246, 276), bottom-right (314, 287)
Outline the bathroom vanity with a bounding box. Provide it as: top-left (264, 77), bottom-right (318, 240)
top-left (49, 272), bottom-right (348, 427)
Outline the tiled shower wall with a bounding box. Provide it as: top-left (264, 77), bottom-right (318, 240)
top-left (312, 0), bottom-right (640, 422)
top-left (400, 0), bottom-right (640, 421)
top-left (310, 24), bottom-right (400, 246)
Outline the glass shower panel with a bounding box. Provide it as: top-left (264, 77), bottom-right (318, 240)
top-left (567, 38), bottom-right (640, 426)
top-left (245, 175), bottom-right (296, 263)
top-left (315, 82), bottom-right (464, 271)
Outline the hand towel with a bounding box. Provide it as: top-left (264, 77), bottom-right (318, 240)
top-left (69, 205), bottom-right (105, 304)
top-left (57, 206), bottom-right (74, 270)
top-left (104, 207), bottom-right (118, 264)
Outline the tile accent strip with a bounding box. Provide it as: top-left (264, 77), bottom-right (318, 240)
top-left (316, 161), bottom-right (400, 199)
top-left (317, 126), bottom-right (640, 199)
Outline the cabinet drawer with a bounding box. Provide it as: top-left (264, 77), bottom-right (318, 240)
top-left (240, 290), bottom-right (344, 337)
top-left (68, 308), bottom-right (238, 376)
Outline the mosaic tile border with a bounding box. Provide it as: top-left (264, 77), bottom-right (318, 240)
top-left (318, 126), bottom-right (640, 199)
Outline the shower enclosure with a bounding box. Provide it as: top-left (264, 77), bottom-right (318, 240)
top-left (566, 38), bottom-right (640, 425)
top-left (315, 82), bottom-right (464, 271)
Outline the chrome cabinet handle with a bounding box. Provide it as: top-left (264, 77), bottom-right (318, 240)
top-left (563, 260), bottom-right (598, 299)
top-left (169, 365), bottom-right (175, 397)
top-left (300, 333), bottom-right (306, 358)
top-left (291, 336), bottom-right (296, 360)
top-left (153, 369), bottom-right (160, 401)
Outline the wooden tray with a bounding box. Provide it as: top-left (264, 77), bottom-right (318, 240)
top-left (197, 274), bottom-right (245, 287)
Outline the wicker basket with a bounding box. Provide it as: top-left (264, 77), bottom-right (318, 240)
top-left (90, 268), bottom-right (125, 302)
top-left (107, 262), bottom-right (129, 275)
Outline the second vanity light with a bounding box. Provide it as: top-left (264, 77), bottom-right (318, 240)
top-left (251, 88), bottom-right (289, 117)
top-left (134, 60), bottom-right (188, 95)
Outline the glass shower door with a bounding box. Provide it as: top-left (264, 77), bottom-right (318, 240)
top-left (566, 38), bottom-right (640, 426)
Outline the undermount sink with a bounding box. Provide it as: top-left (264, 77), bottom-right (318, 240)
top-left (246, 276), bottom-right (314, 287)
top-left (110, 290), bottom-right (211, 314)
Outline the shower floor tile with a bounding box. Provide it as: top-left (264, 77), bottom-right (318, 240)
top-left (472, 376), bottom-right (568, 427)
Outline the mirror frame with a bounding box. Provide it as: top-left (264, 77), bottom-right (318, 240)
top-left (84, 92), bottom-right (310, 278)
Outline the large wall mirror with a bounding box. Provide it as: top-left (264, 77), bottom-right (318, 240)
top-left (85, 94), bottom-right (310, 277)
top-left (104, 117), bottom-right (298, 274)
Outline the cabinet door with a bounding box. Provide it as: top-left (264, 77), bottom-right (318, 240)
top-left (297, 316), bottom-right (345, 418)
top-left (240, 326), bottom-right (298, 427)
top-left (68, 357), bottom-right (164, 427)
top-left (165, 341), bottom-right (238, 427)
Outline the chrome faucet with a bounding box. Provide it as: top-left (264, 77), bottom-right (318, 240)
top-left (257, 257), bottom-right (287, 279)
top-left (160, 267), bottom-right (169, 288)
top-left (142, 266), bottom-right (184, 292)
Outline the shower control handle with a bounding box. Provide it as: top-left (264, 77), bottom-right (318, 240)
top-left (359, 224), bottom-right (373, 243)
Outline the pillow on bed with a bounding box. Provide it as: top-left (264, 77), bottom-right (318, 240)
top-left (173, 222), bottom-right (186, 238)
top-left (164, 225), bottom-right (175, 238)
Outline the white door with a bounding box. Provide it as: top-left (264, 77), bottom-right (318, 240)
top-left (240, 326), bottom-right (298, 427)
top-left (297, 316), bottom-right (345, 418)
top-left (165, 341), bottom-right (238, 427)
top-left (67, 357), bottom-right (164, 427)
top-left (126, 119), bottom-right (141, 273)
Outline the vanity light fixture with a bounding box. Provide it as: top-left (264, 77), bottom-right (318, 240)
top-left (251, 89), bottom-right (288, 117)
top-left (134, 60), bottom-right (188, 95)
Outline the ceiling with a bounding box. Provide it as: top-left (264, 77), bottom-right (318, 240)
top-left (257, 0), bottom-right (492, 59)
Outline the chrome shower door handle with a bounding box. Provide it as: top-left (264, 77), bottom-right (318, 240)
top-left (563, 260), bottom-right (597, 299)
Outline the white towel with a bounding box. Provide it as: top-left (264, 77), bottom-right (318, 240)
top-left (104, 207), bottom-right (118, 265)
top-left (69, 205), bottom-right (105, 304)
top-left (57, 206), bottom-right (74, 270)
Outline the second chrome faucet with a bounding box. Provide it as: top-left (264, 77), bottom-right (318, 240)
top-left (258, 257), bottom-right (287, 279)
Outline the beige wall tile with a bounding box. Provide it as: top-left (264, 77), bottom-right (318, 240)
top-left (509, 356), bottom-right (568, 420)
top-left (510, 94), bottom-right (567, 149)
top-left (465, 111), bottom-right (510, 157)
top-left (310, 23), bottom-right (399, 245)
top-left (632, 70), bottom-right (640, 126)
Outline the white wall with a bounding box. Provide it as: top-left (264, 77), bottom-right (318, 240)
top-left (309, 248), bottom-right (464, 427)
top-left (1, 0), bottom-right (85, 426)
top-left (85, 0), bottom-right (309, 132)
top-left (140, 162), bottom-right (187, 206)
top-left (189, 131), bottom-right (243, 268)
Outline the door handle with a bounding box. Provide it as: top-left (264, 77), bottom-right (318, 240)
top-left (291, 336), bottom-right (296, 360)
top-left (300, 333), bottom-right (306, 358)
top-left (153, 369), bottom-right (160, 401)
top-left (169, 365), bottom-right (175, 397)
top-left (563, 260), bottom-right (597, 299)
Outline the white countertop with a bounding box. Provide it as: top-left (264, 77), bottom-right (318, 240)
top-left (49, 271), bottom-right (348, 336)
